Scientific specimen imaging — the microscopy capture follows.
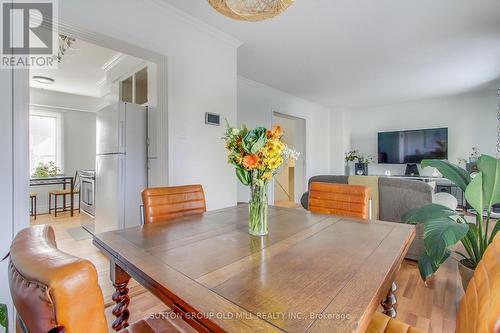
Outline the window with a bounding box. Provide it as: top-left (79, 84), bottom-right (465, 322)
top-left (29, 111), bottom-right (62, 174)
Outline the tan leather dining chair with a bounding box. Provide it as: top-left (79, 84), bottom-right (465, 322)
top-left (8, 225), bottom-right (185, 333)
top-left (367, 233), bottom-right (500, 333)
top-left (141, 185), bottom-right (206, 224)
top-left (308, 182), bottom-right (371, 219)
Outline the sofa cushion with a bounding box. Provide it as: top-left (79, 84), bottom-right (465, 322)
top-left (378, 177), bottom-right (433, 222)
top-left (378, 177), bottom-right (433, 260)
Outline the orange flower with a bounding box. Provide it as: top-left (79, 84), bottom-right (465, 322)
top-left (242, 154), bottom-right (260, 170)
top-left (269, 125), bottom-right (283, 139)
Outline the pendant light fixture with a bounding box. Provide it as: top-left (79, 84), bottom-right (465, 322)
top-left (207, 0), bottom-right (295, 22)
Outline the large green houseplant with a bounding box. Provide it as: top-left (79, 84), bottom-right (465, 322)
top-left (0, 303), bottom-right (7, 333)
top-left (404, 155), bottom-right (500, 286)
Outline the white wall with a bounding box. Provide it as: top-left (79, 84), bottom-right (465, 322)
top-left (237, 77), bottom-right (332, 202)
top-left (59, 0), bottom-right (239, 211)
top-left (347, 90), bottom-right (498, 175)
top-left (30, 87), bottom-right (105, 112)
top-left (330, 108), bottom-right (351, 175)
top-left (62, 111), bottom-right (96, 176)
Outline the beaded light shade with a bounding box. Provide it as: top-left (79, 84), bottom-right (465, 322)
top-left (207, 0), bottom-right (295, 21)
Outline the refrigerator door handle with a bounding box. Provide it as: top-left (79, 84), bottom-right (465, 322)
top-left (119, 157), bottom-right (124, 185)
top-left (119, 120), bottom-right (125, 152)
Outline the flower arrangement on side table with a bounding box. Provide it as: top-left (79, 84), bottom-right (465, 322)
top-left (223, 122), bottom-right (299, 236)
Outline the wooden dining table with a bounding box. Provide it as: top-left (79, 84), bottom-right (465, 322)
top-left (93, 205), bottom-right (415, 333)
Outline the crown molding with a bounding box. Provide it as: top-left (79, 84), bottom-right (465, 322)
top-left (101, 53), bottom-right (127, 72)
top-left (146, 0), bottom-right (243, 49)
top-left (30, 103), bottom-right (97, 113)
top-left (96, 76), bottom-right (107, 87)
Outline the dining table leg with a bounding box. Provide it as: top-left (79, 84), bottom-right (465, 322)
top-left (382, 282), bottom-right (397, 318)
top-left (111, 263), bottom-right (131, 331)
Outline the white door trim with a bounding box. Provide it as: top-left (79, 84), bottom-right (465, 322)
top-left (271, 111), bottom-right (307, 206)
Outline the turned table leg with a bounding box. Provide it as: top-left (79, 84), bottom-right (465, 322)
top-left (382, 282), bottom-right (397, 318)
top-left (111, 263), bottom-right (131, 331)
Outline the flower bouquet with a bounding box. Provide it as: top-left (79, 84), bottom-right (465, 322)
top-left (223, 122), bottom-right (299, 236)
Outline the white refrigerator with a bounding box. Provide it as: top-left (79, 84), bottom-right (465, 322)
top-left (94, 102), bottom-right (148, 234)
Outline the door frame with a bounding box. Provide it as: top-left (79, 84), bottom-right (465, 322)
top-left (271, 111), bottom-right (307, 205)
top-left (13, 20), bottom-right (169, 232)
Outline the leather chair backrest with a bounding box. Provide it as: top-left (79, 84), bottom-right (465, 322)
top-left (456, 233), bottom-right (500, 333)
top-left (142, 185), bottom-right (207, 224)
top-left (308, 182), bottom-right (370, 219)
top-left (8, 225), bottom-right (107, 333)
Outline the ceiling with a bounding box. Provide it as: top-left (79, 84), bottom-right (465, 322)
top-left (30, 39), bottom-right (118, 97)
top-left (162, 0), bottom-right (500, 108)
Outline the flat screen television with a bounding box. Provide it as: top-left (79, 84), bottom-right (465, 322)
top-left (378, 128), bottom-right (448, 164)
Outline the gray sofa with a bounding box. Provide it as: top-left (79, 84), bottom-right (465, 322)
top-left (301, 175), bottom-right (433, 260)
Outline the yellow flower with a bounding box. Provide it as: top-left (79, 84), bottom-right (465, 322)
top-left (267, 156), bottom-right (283, 170)
top-left (262, 172), bottom-right (273, 180)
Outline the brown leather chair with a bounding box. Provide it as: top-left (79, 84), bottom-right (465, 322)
top-left (141, 185), bottom-right (206, 224)
top-left (367, 233), bottom-right (500, 333)
top-left (308, 182), bottom-right (371, 219)
top-left (8, 225), bottom-right (186, 333)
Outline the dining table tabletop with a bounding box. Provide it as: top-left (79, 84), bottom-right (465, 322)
top-left (93, 205), bottom-right (415, 333)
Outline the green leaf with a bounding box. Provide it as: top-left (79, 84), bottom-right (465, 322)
top-left (242, 127), bottom-right (267, 154)
top-left (489, 220), bottom-right (500, 244)
top-left (476, 155), bottom-right (500, 210)
top-left (402, 203), bottom-right (457, 225)
top-left (464, 223), bottom-right (481, 265)
top-left (421, 159), bottom-right (471, 192)
top-left (418, 251), bottom-right (450, 280)
top-left (0, 303), bottom-right (8, 333)
top-left (465, 172), bottom-right (484, 213)
top-left (235, 167), bottom-right (251, 186)
top-left (423, 218), bottom-right (469, 263)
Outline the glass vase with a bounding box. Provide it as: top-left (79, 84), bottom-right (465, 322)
top-left (248, 183), bottom-right (268, 236)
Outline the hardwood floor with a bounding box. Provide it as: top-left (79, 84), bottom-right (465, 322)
top-left (274, 200), bottom-right (301, 209)
top-left (30, 212), bottom-right (463, 333)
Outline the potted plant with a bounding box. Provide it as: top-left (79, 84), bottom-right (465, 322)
top-left (223, 123), bottom-right (299, 236)
top-left (345, 150), bottom-right (361, 175)
top-left (0, 303), bottom-right (7, 333)
top-left (31, 161), bottom-right (61, 178)
top-left (404, 155), bottom-right (500, 289)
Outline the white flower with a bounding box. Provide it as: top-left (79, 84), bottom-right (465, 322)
top-left (231, 128), bottom-right (240, 135)
top-left (283, 145), bottom-right (300, 161)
